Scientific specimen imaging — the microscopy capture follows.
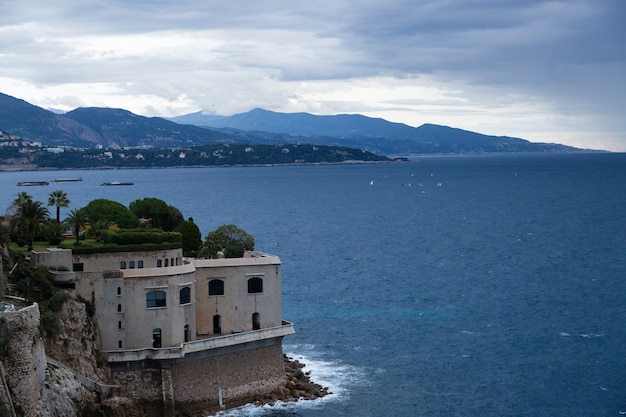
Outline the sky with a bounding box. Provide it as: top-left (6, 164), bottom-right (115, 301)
top-left (1, 1), bottom-right (625, 151)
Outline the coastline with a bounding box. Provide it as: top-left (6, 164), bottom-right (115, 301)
top-left (204, 355), bottom-right (331, 415)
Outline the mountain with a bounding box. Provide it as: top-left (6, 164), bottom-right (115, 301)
top-left (1, 92), bottom-right (587, 154)
top-left (64, 107), bottom-right (232, 148)
top-left (169, 108), bottom-right (584, 154)
top-left (0, 92), bottom-right (100, 148)
top-left (0, 93), bottom-right (243, 148)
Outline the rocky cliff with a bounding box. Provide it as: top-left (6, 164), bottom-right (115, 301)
top-left (0, 299), bottom-right (136, 417)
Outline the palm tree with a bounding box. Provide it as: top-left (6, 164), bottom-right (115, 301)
top-left (7, 192), bottom-right (33, 216)
top-left (15, 199), bottom-right (50, 250)
top-left (48, 190), bottom-right (70, 223)
top-left (65, 208), bottom-right (88, 245)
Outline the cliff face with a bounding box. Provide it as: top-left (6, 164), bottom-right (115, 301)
top-left (0, 299), bottom-right (136, 417)
top-left (44, 299), bottom-right (109, 383)
top-left (0, 303), bottom-right (49, 417)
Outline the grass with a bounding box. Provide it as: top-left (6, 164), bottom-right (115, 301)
top-left (9, 238), bottom-right (102, 254)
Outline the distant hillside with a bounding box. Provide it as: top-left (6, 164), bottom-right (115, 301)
top-left (0, 93), bottom-right (243, 149)
top-left (0, 92), bottom-right (587, 154)
top-left (0, 92), bottom-right (99, 147)
top-left (169, 108), bottom-right (585, 154)
top-left (64, 107), bottom-right (232, 148)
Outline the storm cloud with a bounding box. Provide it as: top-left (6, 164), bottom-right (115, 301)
top-left (1, 0), bottom-right (624, 150)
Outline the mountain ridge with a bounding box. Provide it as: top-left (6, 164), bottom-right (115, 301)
top-left (0, 92), bottom-right (589, 154)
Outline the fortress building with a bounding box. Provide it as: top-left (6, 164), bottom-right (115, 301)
top-left (30, 246), bottom-right (295, 416)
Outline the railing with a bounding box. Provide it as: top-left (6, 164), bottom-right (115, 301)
top-left (105, 320), bottom-right (295, 363)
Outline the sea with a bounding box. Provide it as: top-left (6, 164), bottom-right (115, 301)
top-left (2, 152), bottom-right (626, 417)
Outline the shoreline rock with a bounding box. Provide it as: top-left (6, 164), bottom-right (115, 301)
top-left (252, 355), bottom-right (331, 407)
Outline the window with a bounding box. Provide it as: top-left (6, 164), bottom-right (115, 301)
top-left (73, 263), bottom-right (84, 272)
top-left (184, 325), bottom-right (190, 343)
top-left (165, 258), bottom-right (169, 267)
top-left (179, 287), bottom-right (191, 305)
top-left (146, 290), bottom-right (167, 308)
top-left (157, 259), bottom-right (162, 268)
top-left (209, 279), bottom-right (225, 296)
top-left (118, 340), bottom-right (123, 349)
top-left (252, 312), bottom-right (261, 330)
top-left (120, 261), bottom-right (126, 269)
top-left (117, 304), bottom-right (122, 313)
top-left (129, 260), bottom-right (135, 269)
top-left (118, 320), bottom-right (122, 330)
top-left (248, 277), bottom-right (263, 294)
top-left (152, 328), bottom-right (161, 348)
top-left (213, 315), bottom-right (222, 335)
top-left (138, 260), bottom-right (144, 268)
top-left (117, 287), bottom-right (121, 296)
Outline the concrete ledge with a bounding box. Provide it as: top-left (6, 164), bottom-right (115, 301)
top-left (105, 321), bottom-right (295, 362)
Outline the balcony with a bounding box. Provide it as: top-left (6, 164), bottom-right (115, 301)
top-left (104, 320), bottom-right (295, 363)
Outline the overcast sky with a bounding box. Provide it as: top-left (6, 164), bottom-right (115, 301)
top-left (1, 1), bottom-right (624, 151)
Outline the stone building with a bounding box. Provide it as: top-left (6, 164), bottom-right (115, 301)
top-left (30, 247), bottom-right (294, 416)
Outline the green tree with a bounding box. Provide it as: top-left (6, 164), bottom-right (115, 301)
top-left (179, 217), bottom-right (202, 256)
top-left (65, 208), bottom-right (88, 245)
top-left (47, 189), bottom-right (70, 223)
top-left (6, 191), bottom-right (32, 216)
top-left (14, 199), bottom-right (49, 250)
top-left (129, 198), bottom-right (184, 231)
top-left (84, 199), bottom-right (139, 229)
top-left (200, 224), bottom-right (254, 258)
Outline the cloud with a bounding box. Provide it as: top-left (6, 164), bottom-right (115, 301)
top-left (0, 0), bottom-right (624, 150)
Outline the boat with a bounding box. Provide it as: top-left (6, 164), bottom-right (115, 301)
top-left (100, 181), bottom-right (134, 186)
top-left (16, 181), bottom-right (49, 186)
top-left (51, 178), bottom-right (82, 182)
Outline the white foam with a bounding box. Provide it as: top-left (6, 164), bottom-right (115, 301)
top-left (559, 332), bottom-right (605, 338)
top-left (207, 345), bottom-right (369, 416)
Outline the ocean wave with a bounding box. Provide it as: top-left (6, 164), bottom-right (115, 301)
top-left (558, 332), bottom-right (605, 338)
top-left (207, 346), bottom-right (368, 417)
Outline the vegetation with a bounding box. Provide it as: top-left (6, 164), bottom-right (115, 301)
top-left (83, 199), bottom-right (139, 229)
top-left (100, 228), bottom-right (181, 245)
top-left (13, 198), bottom-right (49, 251)
top-left (179, 217), bottom-right (202, 257)
top-left (200, 224), bottom-right (255, 258)
top-left (47, 189), bottom-right (70, 223)
top-left (65, 208), bottom-right (88, 246)
top-left (129, 198), bottom-right (184, 231)
top-left (32, 143), bottom-right (391, 169)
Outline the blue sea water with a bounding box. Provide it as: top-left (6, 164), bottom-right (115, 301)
top-left (2, 153), bottom-right (626, 416)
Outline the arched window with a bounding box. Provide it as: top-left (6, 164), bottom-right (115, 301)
top-left (152, 328), bottom-right (162, 348)
top-left (209, 279), bottom-right (225, 296)
top-left (247, 277), bottom-right (263, 294)
top-left (146, 290), bottom-right (167, 308)
top-left (157, 259), bottom-right (162, 268)
top-left (252, 312), bottom-right (261, 330)
top-left (184, 325), bottom-right (190, 342)
top-left (120, 261), bottom-right (126, 269)
top-left (117, 287), bottom-right (121, 296)
top-left (213, 315), bottom-right (222, 335)
top-left (165, 258), bottom-right (169, 267)
top-left (129, 260), bottom-right (135, 269)
top-left (117, 304), bottom-right (122, 313)
top-left (138, 260), bottom-right (144, 268)
top-left (179, 287), bottom-right (191, 305)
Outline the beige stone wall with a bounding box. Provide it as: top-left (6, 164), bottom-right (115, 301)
top-left (193, 254), bottom-right (282, 336)
top-left (111, 337), bottom-right (286, 416)
top-left (72, 248), bottom-right (184, 272)
top-left (30, 248), bottom-right (73, 271)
